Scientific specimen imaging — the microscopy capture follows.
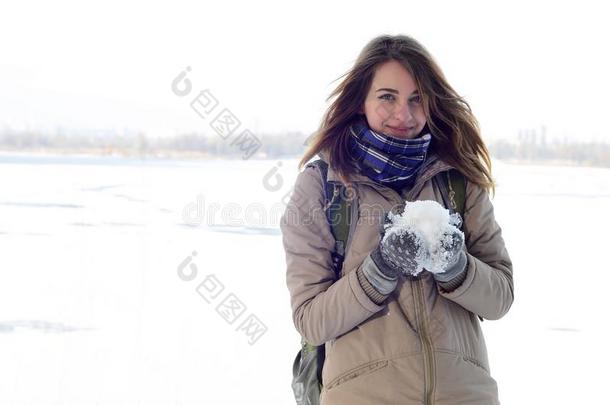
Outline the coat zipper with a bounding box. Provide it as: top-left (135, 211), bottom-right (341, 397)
top-left (351, 160), bottom-right (448, 403)
top-left (344, 187), bottom-right (359, 254)
top-left (414, 278), bottom-right (436, 405)
top-left (341, 188), bottom-right (360, 277)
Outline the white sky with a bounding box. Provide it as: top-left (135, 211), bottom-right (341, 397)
top-left (1, 0), bottom-right (608, 142)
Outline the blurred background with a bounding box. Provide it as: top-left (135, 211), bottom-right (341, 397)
top-left (1, 0), bottom-right (608, 404)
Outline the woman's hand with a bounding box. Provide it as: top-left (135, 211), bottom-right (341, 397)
top-left (370, 213), bottom-right (429, 278)
top-left (433, 227), bottom-right (467, 282)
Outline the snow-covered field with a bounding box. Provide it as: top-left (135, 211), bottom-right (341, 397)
top-left (0, 153), bottom-right (608, 404)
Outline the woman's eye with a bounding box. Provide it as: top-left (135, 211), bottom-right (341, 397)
top-left (379, 94), bottom-right (395, 101)
top-left (379, 94), bottom-right (421, 104)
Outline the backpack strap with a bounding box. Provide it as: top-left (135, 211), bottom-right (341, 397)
top-left (435, 169), bottom-right (485, 322)
top-left (436, 169), bottom-right (466, 220)
top-left (447, 169), bottom-right (466, 216)
top-left (306, 159), bottom-right (351, 278)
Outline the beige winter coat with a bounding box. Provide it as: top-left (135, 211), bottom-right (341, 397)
top-left (281, 152), bottom-right (514, 405)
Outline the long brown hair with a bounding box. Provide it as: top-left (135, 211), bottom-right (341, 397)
top-left (300, 34), bottom-right (496, 196)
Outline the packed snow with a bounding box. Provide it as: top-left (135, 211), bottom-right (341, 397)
top-left (382, 200), bottom-right (464, 276)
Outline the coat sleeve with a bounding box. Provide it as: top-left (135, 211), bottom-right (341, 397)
top-left (280, 165), bottom-right (386, 346)
top-left (436, 179), bottom-right (514, 320)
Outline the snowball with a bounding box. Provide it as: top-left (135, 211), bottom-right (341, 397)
top-left (382, 200), bottom-right (463, 276)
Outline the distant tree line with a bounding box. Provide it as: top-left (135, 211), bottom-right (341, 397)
top-left (1, 128), bottom-right (609, 166)
top-left (487, 130), bottom-right (610, 167)
top-left (0, 128), bottom-right (309, 159)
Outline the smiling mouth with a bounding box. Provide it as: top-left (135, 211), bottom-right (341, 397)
top-left (387, 126), bottom-right (413, 131)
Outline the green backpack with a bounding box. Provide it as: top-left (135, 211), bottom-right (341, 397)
top-left (291, 159), bottom-right (467, 405)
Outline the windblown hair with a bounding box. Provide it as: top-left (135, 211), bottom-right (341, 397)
top-left (299, 34), bottom-right (496, 196)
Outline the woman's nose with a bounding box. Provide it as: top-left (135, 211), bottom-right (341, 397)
top-left (393, 102), bottom-right (413, 122)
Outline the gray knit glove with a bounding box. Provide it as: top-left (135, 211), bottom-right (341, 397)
top-left (433, 227), bottom-right (467, 282)
top-left (362, 213), bottom-right (467, 297)
top-left (359, 213), bottom-right (402, 297)
top-left (369, 213), bottom-right (428, 278)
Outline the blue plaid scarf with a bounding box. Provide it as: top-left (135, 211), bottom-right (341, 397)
top-left (349, 116), bottom-right (432, 189)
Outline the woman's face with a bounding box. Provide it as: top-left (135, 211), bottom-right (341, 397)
top-left (361, 59), bottom-right (427, 139)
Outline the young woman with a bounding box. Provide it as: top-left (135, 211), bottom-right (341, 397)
top-left (281, 34), bottom-right (514, 405)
